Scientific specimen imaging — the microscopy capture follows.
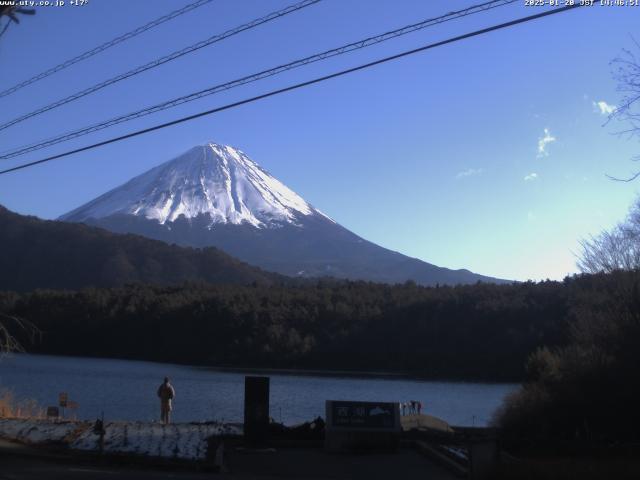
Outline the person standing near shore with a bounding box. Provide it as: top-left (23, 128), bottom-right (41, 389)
top-left (157, 377), bottom-right (176, 424)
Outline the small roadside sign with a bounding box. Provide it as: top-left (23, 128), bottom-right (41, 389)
top-left (325, 400), bottom-right (401, 452)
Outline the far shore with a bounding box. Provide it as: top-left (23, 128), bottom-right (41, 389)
top-left (9, 352), bottom-right (520, 384)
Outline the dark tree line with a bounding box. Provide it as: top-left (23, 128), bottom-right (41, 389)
top-left (0, 277), bottom-right (577, 381)
top-left (495, 269), bottom-right (640, 445)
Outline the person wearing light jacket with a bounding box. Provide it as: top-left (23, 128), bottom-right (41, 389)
top-left (157, 377), bottom-right (176, 424)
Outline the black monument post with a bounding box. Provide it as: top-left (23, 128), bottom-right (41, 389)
top-left (243, 376), bottom-right (270, 447)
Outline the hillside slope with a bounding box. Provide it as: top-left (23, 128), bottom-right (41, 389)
top-left (0, 205), bottom-right (280, 291)
top-left (62, 142), bottom-right (507, 286)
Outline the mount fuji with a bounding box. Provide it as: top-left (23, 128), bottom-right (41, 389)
top-left (61, 143), bottom-right (504, 285)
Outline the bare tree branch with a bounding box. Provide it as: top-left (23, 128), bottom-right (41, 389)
top-left (578, 196), bottom-right (640, 273)
top-left (605, 40), bottom-right (640, 180)
top-left (605, 171), bottom-right (640, 182)
top-left (0, 313), bottom-right (40, 356)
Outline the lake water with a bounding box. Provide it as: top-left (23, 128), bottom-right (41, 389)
top-left (0, 354), bottom-right (517, 427)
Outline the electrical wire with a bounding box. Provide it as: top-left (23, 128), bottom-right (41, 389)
top-left (0, 0), bottom-right (322, 132)
top-left (0, 19), bottom-right (10, 40)
top-left (0, 4), bottom-right (584, 177)
top-left (0, 0), bottom-right (518, 160)
top-left (0, 0), bottom-right (216, 99)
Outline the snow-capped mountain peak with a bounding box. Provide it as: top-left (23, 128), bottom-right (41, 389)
top-left (61, 142), bottom-right (330, 228)
top-left (59, 141), bottom-right (506, 286)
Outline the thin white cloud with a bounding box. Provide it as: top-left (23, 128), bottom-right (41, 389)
top-left (592, 100), bottom-right (616, 116)
top-left (537, 128), bottom-right (556, 158)
top-left (524, 172), bottom-right (538, 182)
top-left (456, 168), bottom-right (483, 179)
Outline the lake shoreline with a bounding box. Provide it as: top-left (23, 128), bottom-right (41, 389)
top-left (0, 353), bottom-right (517, 426)
top-left (23, 351), bottom-right (520, 384)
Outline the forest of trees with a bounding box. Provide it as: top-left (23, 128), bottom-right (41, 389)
top-left (493, 195), bottom-right (640, 447)
top-left (496, 269), bottom-right (640, 446)
top-left (0, 205), bottom-right (281, 291)
top-left (1, 277), bottom-right (577, 381)
top-left (3, 268), bottom-right (637, 445)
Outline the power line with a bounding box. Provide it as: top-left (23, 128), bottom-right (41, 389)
top-left (0, 0), bottom-right (518, 161)
top-left (0, 4), bottom-right (584, 177)
top-left (0, 19), bottom-right (10, 39)
top-left (0, 0), bottom-right (216, 99)
top-left (0, 0), bottom-right (321, 133)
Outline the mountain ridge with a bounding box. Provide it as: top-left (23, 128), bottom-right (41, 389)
top-left (0, 204), bottom-right (281, 291)
top-left (61, 142), bottom-right (509, 286)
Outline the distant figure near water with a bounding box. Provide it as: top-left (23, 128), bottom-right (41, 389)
top-left (157, 377), bottom-right (176, 424)
top-left (400, 400), bottom-right (424, 416)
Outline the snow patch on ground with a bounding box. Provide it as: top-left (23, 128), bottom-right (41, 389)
top-left (0, 418), bottom-right (241, 461)
top-left (0, 418), bottom-right (78, 444)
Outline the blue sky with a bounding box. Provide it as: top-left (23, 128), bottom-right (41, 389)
top-left (0, 0), bottom-right (639, 281)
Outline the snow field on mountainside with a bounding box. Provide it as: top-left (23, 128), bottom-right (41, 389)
top-left (61, 143), bottom-right (329, 228)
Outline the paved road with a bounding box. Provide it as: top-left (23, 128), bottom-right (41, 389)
top-left (0, 456), bottom-right (216, 480)
top-left (0, 440), bottom-right (214, 480)
top-left (1, 453), bottom-right (457, 480)
top-left (0, 440), bottom-right (457, 480)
